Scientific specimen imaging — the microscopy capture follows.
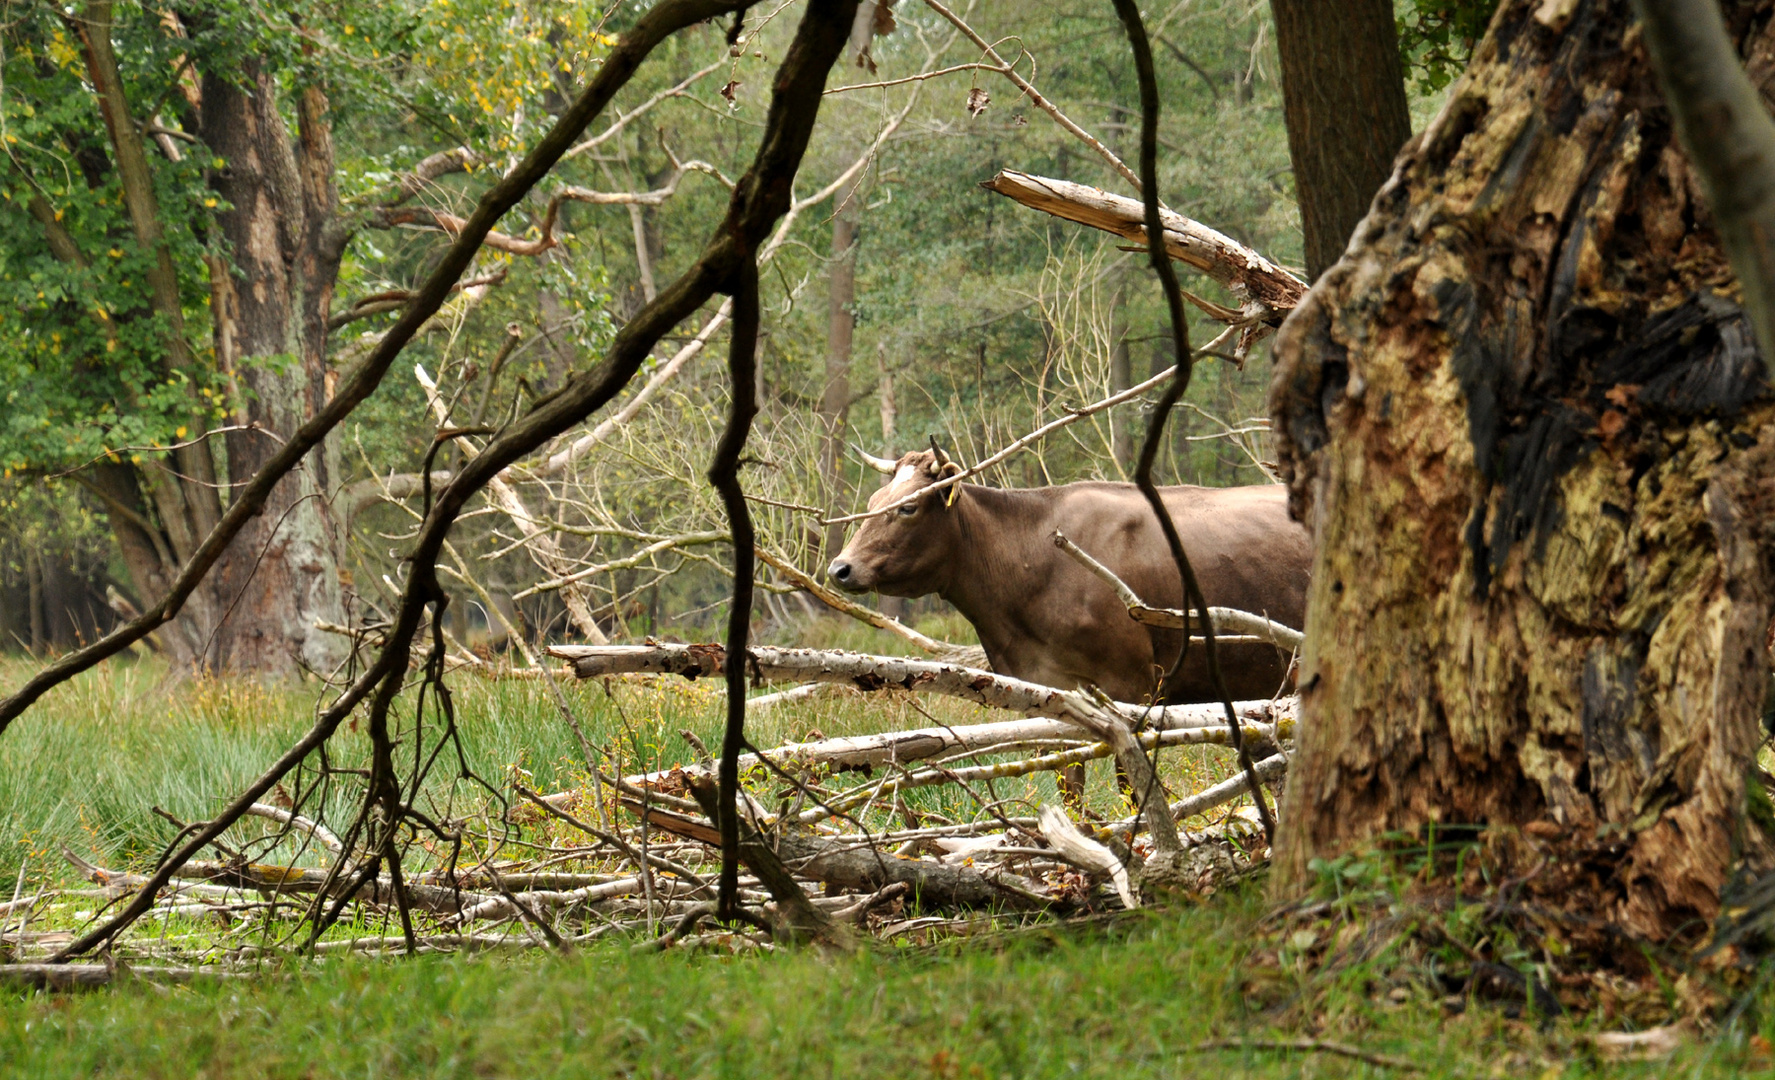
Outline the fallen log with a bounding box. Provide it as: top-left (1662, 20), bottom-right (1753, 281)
top-left (630, 800), bottom-right (1053, 911)
top-left (546, 642), bottom-right (1295, 735)
top-left (0, 963), bottom-right (248, 990)
top-left (65, 851), bottom-right (496, 916)
top-left (453, 874), bottom-right (700, 925)
top-left (981, 169), bottom-right (1306, 324)
top-left (794, 718), bottom-right (1287, 825)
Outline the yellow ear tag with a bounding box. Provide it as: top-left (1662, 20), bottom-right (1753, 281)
top-left (945, 482), bottom-right (960, 507)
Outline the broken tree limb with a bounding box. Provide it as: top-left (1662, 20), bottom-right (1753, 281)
top-left (0, 964), bottom-right (248, 990)
top-left (1166, 751), bottom-right (1288, 824)
top-left (684, 776), bottom-right (856, 948)
top-left (453, 875), bottom-right (698, 925)
top-left (546, 643), bottom-right (1296, 733)
top-left (634, 798), bottom-right (1052, 911)
top-left (794, 718), bottom-right (1287, 825)
top-left (532, 704), bottom-right (1286, 817)
top-left (1062, 698), bottom-right (1183, 855)
top-left (1053, 530), bottom-right (1305, 650)
top-left (242, 803), bottom-right (346, 857)
top-left (981, 170), bottom-right (1306, 323)
top-left (1039, 806), bottom-right (1135, 909)
top-left (63, 850), bottom-right (495, 916)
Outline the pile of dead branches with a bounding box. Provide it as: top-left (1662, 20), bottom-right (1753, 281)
top-left (1, 640), bottom-right (1291, 978)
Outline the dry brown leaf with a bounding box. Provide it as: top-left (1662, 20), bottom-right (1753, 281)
top-left (873, 0), bottom-right (898, 37)
top-left (966, 86), bottom-right (990, 117)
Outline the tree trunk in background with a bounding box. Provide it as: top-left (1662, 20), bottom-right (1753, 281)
top-left (201, 66), bottom-right (347, 676)
top-left (820, 174), bottom-right (862, 561)
top-left (1269, 0), bottom-right (1411, 280)
top-left (25, 549), bottom-right (45, 655)
top-left (817, 4), bottom-right (882, 564)
top-left (1109, 275), bottom-right (1133, 472)
top-left (1269, 0), bottom-right (1775, 941)
top-left (877, 341), bottom-right (897, 448)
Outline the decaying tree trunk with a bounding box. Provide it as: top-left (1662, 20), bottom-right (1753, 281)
top-left (1269, 0), bottom-right (1775, 941)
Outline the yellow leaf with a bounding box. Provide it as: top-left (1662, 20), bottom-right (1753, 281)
top-left (175, 426), bottom-right (188, 439)
top-left (203, 198), bottom-right (217, 208)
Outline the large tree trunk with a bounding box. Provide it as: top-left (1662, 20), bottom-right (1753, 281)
top-left (201, 66), bottom-right (347, 676)
top-left (1269, 0), bottom-right (1775, 941)
top-left (1269, 0), bottom-right (1412, 280)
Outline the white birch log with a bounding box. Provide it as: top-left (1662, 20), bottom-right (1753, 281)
top-left (546, 643), bottom-right (1294, 733)
top-left (981, 170), bottom-right (1307, 323)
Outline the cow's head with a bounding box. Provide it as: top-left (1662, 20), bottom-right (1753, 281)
top-left (828, 446), bottom-right (965, 596)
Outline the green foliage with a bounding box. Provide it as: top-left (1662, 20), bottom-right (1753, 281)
top-left (0, 11), bottom-right (220, 472)
top-left (1397, 0), bottom-right (1500, 93)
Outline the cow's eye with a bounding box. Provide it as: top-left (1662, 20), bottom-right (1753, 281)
top-left (896, 502), bottom-right (917, 516)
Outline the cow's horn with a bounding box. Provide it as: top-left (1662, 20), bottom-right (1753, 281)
top-left (928, 435), bottom-right (952, 468)
top-left (855, 446), bottom-right (899, 474)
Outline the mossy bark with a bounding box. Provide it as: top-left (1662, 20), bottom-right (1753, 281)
top-left (1270, 0), bottom-right (1775, 940)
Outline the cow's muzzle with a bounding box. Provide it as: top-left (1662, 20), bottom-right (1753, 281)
top-left (827, 558), bottom-right (865, 591)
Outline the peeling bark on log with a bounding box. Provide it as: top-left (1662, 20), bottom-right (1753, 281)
top-left (632, 800), bottom-right (1050, 910)
top-left (66, 852), bottom-right (496, 915)
top-left (547, 642), bottom-right (1296, 734)
top-left (981, 169), bottom-right (1307, 322)
top-left (1268, 0), bottom-right (1775, 940)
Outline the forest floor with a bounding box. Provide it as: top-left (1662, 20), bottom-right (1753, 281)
top-left (2, 639), bottom-right (1773, 1077)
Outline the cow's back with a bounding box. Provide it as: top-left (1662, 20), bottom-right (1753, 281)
top-left (1028, 482), bottom-right (1309, 702)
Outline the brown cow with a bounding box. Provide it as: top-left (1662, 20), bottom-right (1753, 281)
top-left (829, 450), bottom-right (1311, 704)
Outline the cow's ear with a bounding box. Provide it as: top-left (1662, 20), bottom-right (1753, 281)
top-left (932, 461), bottom-right (963, 481)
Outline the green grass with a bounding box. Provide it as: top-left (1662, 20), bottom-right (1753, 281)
top-left (12, 641), bottom-right (1768, 1077)
top-left (0, 613), bottom-right (1235, 889)
top-left (3, 890), bottom-right (1772, 1079)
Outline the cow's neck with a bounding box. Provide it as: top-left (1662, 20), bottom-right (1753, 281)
top-left (936, 485), bottom-right (1054, 661)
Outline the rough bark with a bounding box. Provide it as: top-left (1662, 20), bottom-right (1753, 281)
top-left (1269, 0), bottom-right (1775, 940)
top-left (201, 65), bottom-right (347, 675)
top-left (1269, 0), bottom-right (1412, 280)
